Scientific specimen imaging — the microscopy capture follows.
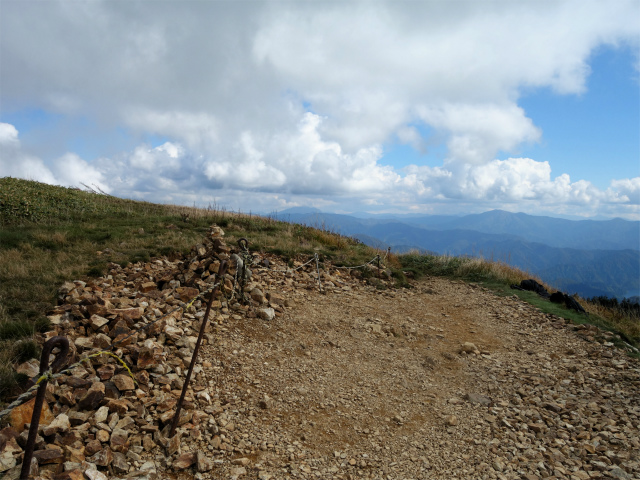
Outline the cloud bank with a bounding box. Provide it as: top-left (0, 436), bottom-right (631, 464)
top-left (0, 0), bottom-right (638, 218)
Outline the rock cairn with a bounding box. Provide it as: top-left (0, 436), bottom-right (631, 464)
top-left (0, 226), bottom-right (372, 480)
top-left (1, 228), bottom-right (638, 480)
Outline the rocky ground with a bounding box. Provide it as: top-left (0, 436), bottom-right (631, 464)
top-left (1, 228), bottom-right (638, 480)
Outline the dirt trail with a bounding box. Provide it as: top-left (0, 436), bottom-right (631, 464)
top-left (6, 245), bottom-right (637, 480)
top-left (199, 277), bottom-right (640, 480)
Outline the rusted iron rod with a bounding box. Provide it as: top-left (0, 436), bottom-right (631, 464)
top-left (169, 260), bottom-right (228, 438)
top-left (21, 336), bottom-right (69, 480)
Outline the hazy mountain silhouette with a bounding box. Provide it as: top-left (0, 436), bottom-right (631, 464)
top-left (271, 209), bottom-right (640, 299)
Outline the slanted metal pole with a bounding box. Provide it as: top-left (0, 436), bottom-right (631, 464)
top-left (21, 336), bottom-right (69, 480)
top-left (169, 261), bottom-right (228, 438)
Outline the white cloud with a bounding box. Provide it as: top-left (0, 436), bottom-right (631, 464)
top-left (0, 122), bottom-right (57, 184)
top-left (0, 123), bottom-right (108, 190)
top-left (610, 177), bottom-right (640, 204)
top-left (1, 1), bottom-right (638, 218)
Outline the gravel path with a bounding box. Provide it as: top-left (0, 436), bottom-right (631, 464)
top-left (194, 275), bottom-right (640, 480)
top-left (4, 242), bottom-right (637, 480)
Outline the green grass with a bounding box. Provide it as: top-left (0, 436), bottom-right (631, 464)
top-left (1, 177), bottom-right (637, 403)
top-left (0, 178), bottom-right (388, 402)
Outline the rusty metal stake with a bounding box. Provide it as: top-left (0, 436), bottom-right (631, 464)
top-left (21, 336), bottom-right (69, 480)
top-left (169, 260), bottom-right (228, 438)
top-left (237, 238), bottom-right (249, 304)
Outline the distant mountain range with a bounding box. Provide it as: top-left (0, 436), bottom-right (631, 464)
top-left (270, 208), bottom-right (640, 299)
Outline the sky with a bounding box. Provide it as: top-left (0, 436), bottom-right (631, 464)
top-left (0, 0), bottom-right (639, 219)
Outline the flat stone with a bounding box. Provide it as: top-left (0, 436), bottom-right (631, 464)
top-left (74, 337), bottom-right (94, 350)
top-left (15, 359), bottom-right (40, 377)
top-left (167, 434), bottom-right (181, 456)
top-left (0, 451), bottom-right (16, 472)
top-left (110, 428), bottom-right (129, 452)
top-left (84, 468), bottom-right (109, 480)
top-left (112, 374), bottom-right (135, 391)
top-left (196, 450), bottom-right (213, 472)
top-left (77, 382), bottom-right (105, 410)
top-left (112, 451), bottom-right (130, 474)
top-left (53, 468), bottom-right (84, 480)
top-left (445, 415), bottom-right (459, 426)
top-left (42, 413), bottom-right (70, 436)
top-left (33, 446), bottom-right (64, 464)
top-left (108, 307), bottom-right (143, 320)
top-left (257, 307), bottom-right (275, 321)
top-left (94, 406), bottom-right (109, 424)
top-left (9, 397), bottom-right (54, 431)
top-left (89, 314), bottom-right (110, 330)
top-left (465, 393), bottom-right (492, 406)
top-left (88, 447), bottom-right (113, 467)
top-left (460, 342), bottom-right (479, 354)
top-left (173, 452), bottom-right (196, 469)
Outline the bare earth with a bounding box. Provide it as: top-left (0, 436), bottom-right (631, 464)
top-left (193, 271), bottom-right (640, 480)
top-left (5, 246), bottom-right (638, 480)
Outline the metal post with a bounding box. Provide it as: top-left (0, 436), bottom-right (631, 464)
top-left (21, 336), bottom-right (69, 480)
top-left (169, 261), bottom-right (228, 438)
top-left (237, 238), bottom-right (249, 304)
top-left (377, 254), bottom-right (381, 278)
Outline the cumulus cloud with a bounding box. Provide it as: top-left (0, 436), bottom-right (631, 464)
top-left (0, 123), bottom-right (108, 190)
top-left (0, 1), bottom-right (638, 217)
top-left (0, 122), bottom-right (57, 184)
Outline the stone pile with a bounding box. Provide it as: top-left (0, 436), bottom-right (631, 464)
top-left (2, 228), bottom-right (637, 480)
top-left (0, 226), bottom-right (371, 480)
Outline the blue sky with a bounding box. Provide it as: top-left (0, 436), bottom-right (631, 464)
top-left (519, 46), bottom-right (639, 189)
top-left (1, 0), bottom-right (639, 219)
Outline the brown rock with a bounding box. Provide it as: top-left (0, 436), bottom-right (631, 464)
top-left (267, 292), bottom-right (286, 306)
top-left (445, 415), bottom-right (459, 426)
top-left (135, 370), bottom-right (150, 385)
top-left (64, 445), bottom-right (85, 463)
top-left (96, 364), bottom-right (116, 381)
top-left (9, 397), bottom-right (54, 431)
top-left (175, 287), bottom-right (199, 302)
top-left (0, 427), bottom-right (20, 452)
top-left (136, 348), bottom-right (158, 369)
top-left (85, 439), bottom-right (102, 456)
top-left (89, 314), bottom-right (110, 331)
top-left (88, 446), bottom-right (113, 467)
top-left (112, 374), bottom-right (135, 391)
top-left (196, 450), bottom-right (213, 472)
top-left (53, 469), bottom-right (84, 480)
top-left (110, 428), bottom-right (129, 452)
top-left (173, 452), bottom-right (196, 469)
top-left (77, 382), bottom-right (105, 410)
top-left (15, 359), bottom-right (40, 377)
top-left (108, 307), bottom-right (142, 321)
top-left (106, 398), bottom-right (129, 415)
top-left (93, 333), bottom-right (112, 349)
top-left (42, 413), bottom-right (70, 436)
top-left (464, 393), bottom-right (492, 406)
top-left (250, 288), bottom-right (266, 304)
top-left (112, 451), bottom-right (130, 474)
top-left (167, 433), bottom-right (181, 455)
top-left (140, 282), bottom-right (157, 293)
top-left (33, 446), bottom-right (64, 464)
top-left (64, 376), bottom-right (92, 389)
top-left (96, 429), bottom-right (110, 443)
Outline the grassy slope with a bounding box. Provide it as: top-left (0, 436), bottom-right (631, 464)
top-left (0, 177), bottom-right (637, 402)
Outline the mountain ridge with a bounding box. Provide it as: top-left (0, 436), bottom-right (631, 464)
top-left (272, 209), bottom-right (640, 299)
